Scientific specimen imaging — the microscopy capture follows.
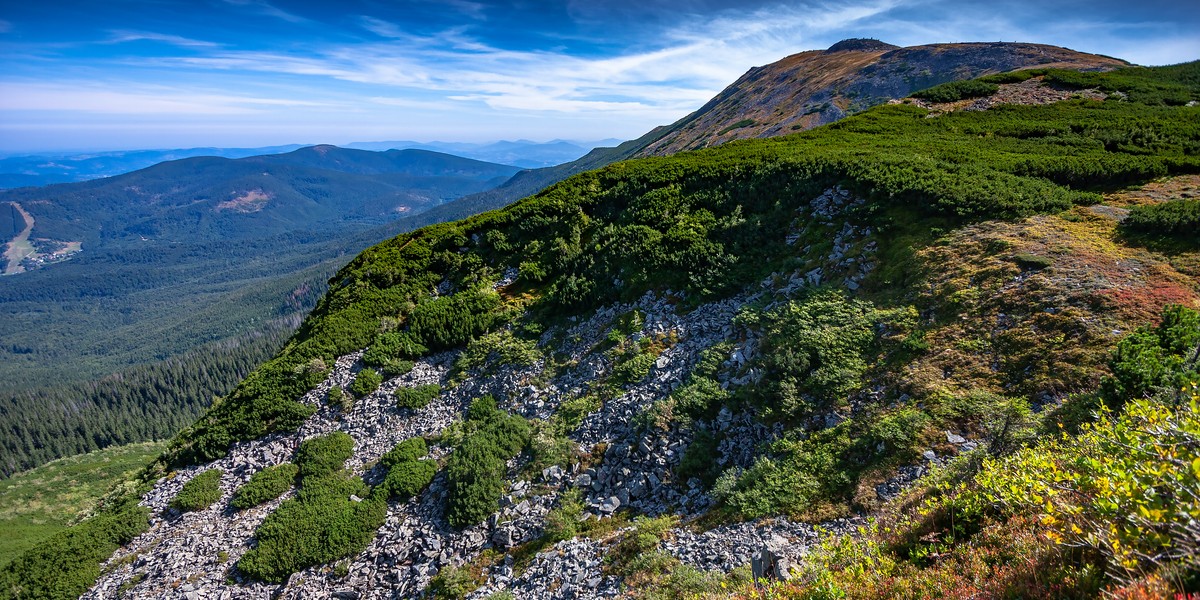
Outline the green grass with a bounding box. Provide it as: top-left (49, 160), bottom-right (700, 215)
top-left (0, 441), bottom-right (165, 567)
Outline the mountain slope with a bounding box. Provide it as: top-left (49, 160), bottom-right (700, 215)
top-left (444, 40), bottom-right (1127, 217)
top-left (0, 146), bottom-right (519, 256)
top-left (11, 61), bottom-right (1198, 600)
top-left (636, 39), bottom-right (1128, 157)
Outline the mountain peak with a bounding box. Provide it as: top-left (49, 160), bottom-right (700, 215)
top-left (826, 38), bottom-right (899, 53)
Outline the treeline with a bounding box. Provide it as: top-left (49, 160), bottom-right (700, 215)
top-left (0, 328), bottom-right (290, 477)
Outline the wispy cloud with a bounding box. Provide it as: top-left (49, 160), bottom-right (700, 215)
top-left (220, 0), bottom-right (309, 24)
top-left (106, 30), bottom-right (220, 49)
top-left (0, 20), bottom-right (13, 34)
top-left (359, 16), bottom-right (405, 39)
top-left (0, 82), bottom-right (327, 115)
top-left (151, 0), bottom-right (901, 120)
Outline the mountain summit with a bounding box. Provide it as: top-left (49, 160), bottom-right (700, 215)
top-left (635, 40), bottom-right (1129, 156)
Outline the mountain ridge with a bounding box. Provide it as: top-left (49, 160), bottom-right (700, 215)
top-left (443, 40), bottom-right (1130, 220)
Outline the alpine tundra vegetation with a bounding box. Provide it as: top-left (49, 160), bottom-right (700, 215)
top-left (3, 58), bottom-right (1200, 600)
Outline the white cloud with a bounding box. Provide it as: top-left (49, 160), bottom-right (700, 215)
top-left (220, 0), bottom-right (309, 24)
top-left (0, 82), bottom-right (327, 115)
top-left (141, 0), bottom-right (903, 124)
top-left (107, 30), bottom-right (220, 48)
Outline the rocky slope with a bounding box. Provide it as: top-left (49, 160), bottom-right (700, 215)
top-left (636, 39), bottom-right (1128, 157)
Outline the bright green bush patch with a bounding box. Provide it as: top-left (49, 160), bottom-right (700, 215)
top-left (170, 469), bottom-right (223, 512)
top-left (380, 437), bottom-right (429, 468)
top-left (0, 503), bottom-right (149, 600)
top-left (409, 288), bottom-right (503, 351)
top-left (395, 384), bottom-right (442, 410)
top-left (231, 464), bottom-right (298, 510)
top-left (363, 331), bottom-right (427, 368)
top-left (445, 396), bottom-right (531, 528)
top-left (376, 460), bottom-right (436, 501)
top-left (349, 368), bottom-right (382, 397)
top-left (1123, 198), bottom-right (1200, 237)
top-left (1100, 304), bottom-right (1200, 407)
top-left (295, 431), bottom-right (355, 480)
top-left (236, 471), bottom-right (385, 583)
top-left (327, 385), bottom-right (344, 406)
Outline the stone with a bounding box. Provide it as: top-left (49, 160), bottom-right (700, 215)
top-left (946, 431), bottom-right (967, 444)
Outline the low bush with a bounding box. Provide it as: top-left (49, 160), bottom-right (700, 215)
top-left (912, 80), bottom-right (1000, 103)
top-left (1100, 304), bottom-right (1200, 408)
top-left (740, 290), bottom-right (916, 422)
top-left (453, 330), bottom-right (542, 378)
top-left (170, 469), bottom-right (223, 512)
top-left (445, 396), bottom-right (531, 528)
top-left (236, 471), bottom-right (386, 583)
top-left (363, 331), bottom-right (428, 366)
top-left (409, 288), bottom-right (503, 351)
top-left (327, 385), bottom-right (345, 406)
top-left (1123, 198), bottom-right (1200, 237)
top-left (676, 429), bottom-right (720, 486)
top-left (295, 432), bottom-right (355, 480)
top-left (0, 502), bottom-right (150, 599)
top-left (349, 368), bottom-right (382, 397)
top-left (377, 460), bottom-right (436, 501)
top-left (611, 352), bottom-right (657, 386)
top-left (372, 437), bottom-right (436, 501)
top-left (231, 464), bottom-right (299, 510)
top-left (395, 384), bottom-right (442, 410)
top-left (380, 437), bottom-right (429, 468)
top-left (543, 488), bottom-right (586, 542)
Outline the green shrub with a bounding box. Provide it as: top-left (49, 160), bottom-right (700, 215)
top-left (742, 290), bottom-right (916, 421)
top-left (676, 429), bottom-right (720, 485)
top-left (295, 432), bottom-right (355, 480)
top-left (170, 469), bottom-right (223, 512)
top-left (395, 384), bottom-right (442, 410)
top-left (327, 385), bottom-right (345, 406)
top-left (453, 330), bottom-right (542, 377)
top-left (445, 396), bottom-right (531, 528)
top-left (231, 464), bottom-right (299, 510)
top-left (671, 377), bottom-right (729, 421)
top-left (0, 503), bottom-right (149, 600)
top-left (611, 352), bottom-right (657, 386)
top-left (426, 564), bottom-right (480, 600)
top-left (377, 460), bottom-right (436, 501)
top-left (236, 471), bottom-right (386, 583)
top-left (551, 393), bottom-right (602, 434)
top-left (543, 488), bottom-right (586, 542)
top-left (409, 288), bottom-right (503, 351)
top-left (1101, 304), bottom-right (1200, 407)
top-left (349, 368), bottom-right (382, 397)
top-left (1123, 199), bottom-right (1200, 237)
top-left (380, 437), bottom-right (429, 468)
top-left (363, 331), bottom-right (428, 366)
top-left (912, 80), bottom-right (1000, 103)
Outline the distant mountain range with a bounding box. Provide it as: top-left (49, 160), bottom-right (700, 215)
top-left (0, 145), bottom-right (519, 389)
top-left (0, 139), bottom-right (620, 189)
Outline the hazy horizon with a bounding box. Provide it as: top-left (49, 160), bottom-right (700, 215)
top-left (2, 0), bottom-right (1197, 153)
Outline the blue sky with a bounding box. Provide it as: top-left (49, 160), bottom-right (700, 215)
top-left (1, 0), bottom-right (1197, 153)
